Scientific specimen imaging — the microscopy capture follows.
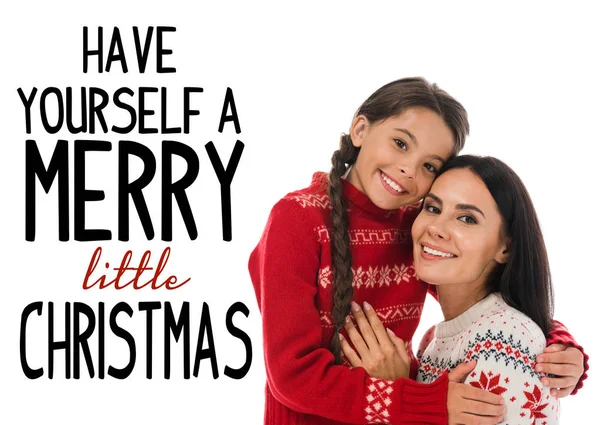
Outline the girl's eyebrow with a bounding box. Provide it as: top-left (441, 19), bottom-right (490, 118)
top-left (431, 155), bottom-right (445, 164)
top-left (425, 193), bottom-right (486, 218)
top-left (393, 128), bottom-right (445, 164)
top-left (393, 128), bottom-right (417, 144)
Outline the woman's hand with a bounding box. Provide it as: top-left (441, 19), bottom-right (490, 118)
top-left (448, 361), bottom-right (506, 425)
top-left (339, 301), bottom-right (410, 380)
top-left (536, 343), bottom-right (584, 397)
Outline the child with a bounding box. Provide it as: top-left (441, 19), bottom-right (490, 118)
top-left (249, 78), bottom-right (587, 425)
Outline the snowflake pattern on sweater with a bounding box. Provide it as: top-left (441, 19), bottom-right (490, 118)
top-left (416, 293), bottom-right (560, 424)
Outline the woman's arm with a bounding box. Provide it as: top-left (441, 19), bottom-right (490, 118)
top-left (249, 199), bottom-right (450, 425)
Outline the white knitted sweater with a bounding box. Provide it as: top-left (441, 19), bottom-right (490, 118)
top-left (416, 293), bottom-right (560, 424)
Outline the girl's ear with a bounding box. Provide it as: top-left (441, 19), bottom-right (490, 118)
top-left (349, 115), bottom-right (369, 148)
top-left (495, 237), bottom-right (511, 264)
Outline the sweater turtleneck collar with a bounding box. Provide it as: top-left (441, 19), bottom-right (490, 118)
top-left (342, 178), bottom-right (399, 219)
top-left (309, 171), bottom-right (399, 220)
top-left (435, 293), bottom-right (503, 338)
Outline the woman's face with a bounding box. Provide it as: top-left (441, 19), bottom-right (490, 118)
top-left (411, 168), bottom-right (509, 288)
top-left (346, 107), bottom-right (455, 210)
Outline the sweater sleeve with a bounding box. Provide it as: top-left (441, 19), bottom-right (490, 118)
top-left (463, 325), bottom-right (560, 425)
top-left (546, 320), bottom-right (589, 395)
top-left (249, 199), bottom-right (449, 425)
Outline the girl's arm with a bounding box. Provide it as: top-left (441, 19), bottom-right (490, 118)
top-left (250, 199), bottom-right (449, 425)
top-left (536, 321), bottom-right (588, 396)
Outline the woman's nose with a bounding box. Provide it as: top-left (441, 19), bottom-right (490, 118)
top-left (427, 221), bottom-right (449, 240)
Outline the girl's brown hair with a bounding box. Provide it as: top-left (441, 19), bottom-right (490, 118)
top-left (327, 77), bottom-right (469, 363)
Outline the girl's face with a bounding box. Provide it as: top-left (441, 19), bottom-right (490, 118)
top-left (411, 168), bottom-right (509, 289)
top-left (346, 107), bottom-right (455, 210)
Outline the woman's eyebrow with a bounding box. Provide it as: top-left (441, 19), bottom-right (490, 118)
top-left (456, 203), bottom-right (486, 218)
top-left (425, 193), bottom-right (442, 204)
top-left (425, 193), bottom-right (486, 218)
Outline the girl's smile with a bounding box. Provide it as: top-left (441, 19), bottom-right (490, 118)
top-left (379, 170), bottom-right (407, 195)
top-left (346, 107), bottom-right (456, 210)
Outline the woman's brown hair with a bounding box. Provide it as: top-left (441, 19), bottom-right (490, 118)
top-left (436, 155), bottom-right (554, 336)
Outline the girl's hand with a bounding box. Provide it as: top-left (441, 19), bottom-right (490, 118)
top-left (448, 361), bottom-right (506, 425)
top-left (339, 301), bottom-right (410, 380)
top-left (536, 343), bottom-right (584, 397)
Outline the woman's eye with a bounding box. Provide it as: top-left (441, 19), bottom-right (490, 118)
top-left (424, 204), bottom-right (441, 214)
top-left (458, 215), bottom-right (478, 224)
top-left (424, 163), bottom-right (437, 173)
top-left (394, 139), bottom-right (407, 150)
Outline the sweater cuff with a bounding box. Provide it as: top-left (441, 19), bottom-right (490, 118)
top-left (547, 331), bottom-right (589, 395)
top-left (395, 373), bottom-right (449, 425)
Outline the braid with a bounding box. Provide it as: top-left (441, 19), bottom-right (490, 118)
top-left (327, 134), bottom-right (359, 364)
top-left (323, 77), bottom-right (469, 363)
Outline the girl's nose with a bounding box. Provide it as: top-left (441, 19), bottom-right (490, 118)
top-left (398, 161), bottom-right (416, 179)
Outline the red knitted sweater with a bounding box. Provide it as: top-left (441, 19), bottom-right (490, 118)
top-left (248, 172), bottom-right (588, 425)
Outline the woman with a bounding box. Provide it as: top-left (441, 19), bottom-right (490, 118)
top-left (341, 155), bottom-right (573, 424)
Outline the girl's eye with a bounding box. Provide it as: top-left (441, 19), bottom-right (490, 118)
top-left (394, 139), bottom-right (407, 150)
top-left (458, 215), bottom-right (478, 224)
top-left (424, 204), bottom-right (441, 214)
top-left (424, 163), bottom-right (437, 173)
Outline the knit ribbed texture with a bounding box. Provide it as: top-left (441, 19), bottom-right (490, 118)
top-left (546, 320), bottom-right (589, 395)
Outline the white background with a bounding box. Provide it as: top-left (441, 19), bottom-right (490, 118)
top-left (0, 1), bottom-right (597, 423)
